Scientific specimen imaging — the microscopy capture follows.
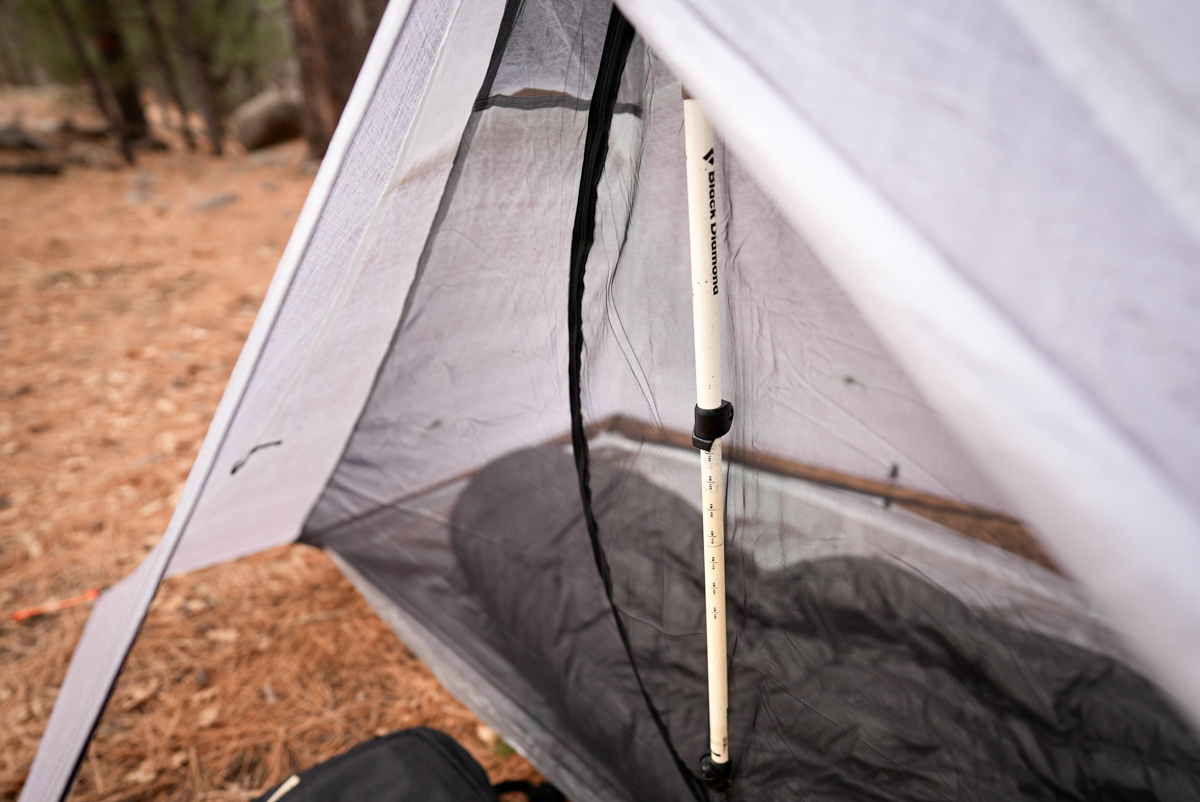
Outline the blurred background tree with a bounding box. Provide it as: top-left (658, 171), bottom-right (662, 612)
top-left (0, 0), bottom-right (383, 159)
top-left (286, 0), bottom-right (383, 158)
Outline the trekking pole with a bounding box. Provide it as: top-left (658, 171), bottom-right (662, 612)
top-left (683, 87), bottom-right (734, 794)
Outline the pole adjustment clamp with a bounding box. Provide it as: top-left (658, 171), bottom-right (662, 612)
top-left (693, 401), bottom-right (734, 451)
top-left (700, 754), bottom-right (732, 793)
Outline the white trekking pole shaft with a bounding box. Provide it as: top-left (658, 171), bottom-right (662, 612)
top-left (684, 88), bottom-right (732, 791)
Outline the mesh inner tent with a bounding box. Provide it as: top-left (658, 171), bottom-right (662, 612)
top-left (301, 1), bottom-right (1200, 799)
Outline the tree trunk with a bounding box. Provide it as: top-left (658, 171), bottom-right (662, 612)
top-left (134, 0), bottom-right (196, 150)
top-left (48, 0), bottom-right (134, 163)
top-left (285, 0), bottom-right (375, 160)
top-left (0, 41), bottom-right (21, 86)
top-left (0, 0), bottom-right (32, 86)
top-left (171, 0), bottom-right (224, 155)
top-left (80, 0), bottom-right (149, 139)
top-left (361, 0), bottom-right (387, 38)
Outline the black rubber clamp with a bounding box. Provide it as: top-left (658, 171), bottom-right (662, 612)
top-left (700, 754), bottom-right (732, 793)
top-left (692, 401), bottom-right (734, 451)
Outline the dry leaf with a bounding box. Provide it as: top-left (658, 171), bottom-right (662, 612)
top-left (18, 532), bottom-right (42, 559)
top-left (123, 759), bottom-right (156, 785)
top-left (183, 598), bottom-right (208, 614)
top-left (205, 628), bottom-right (239, 643)
top-left (191, 687), bottom-right (218, 703)
top-left (117, 678), bottom-right (159, 712)
top-left (196, 705), bottom-right (219, 728)
top-left (476, 724), bottom-right (498, 748)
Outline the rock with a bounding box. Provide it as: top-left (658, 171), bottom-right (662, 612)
top-left (232, 89), bottom-right (304, 151)
top-left (0, 123), bottom-right (49, 151)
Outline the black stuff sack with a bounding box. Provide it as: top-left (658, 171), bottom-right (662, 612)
top-left (252, 727), bottom-right (564, 802)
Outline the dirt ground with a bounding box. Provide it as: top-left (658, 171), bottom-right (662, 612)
top-left (0, 88), bottom-right (540, 801)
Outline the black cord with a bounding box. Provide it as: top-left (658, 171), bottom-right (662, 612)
top-left (566, 6), bottom-right (709, 801)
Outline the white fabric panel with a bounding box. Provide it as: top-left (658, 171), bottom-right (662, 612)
top-left (167, 0), bottom-right (507, 574)
top-left (615, 0), bottom-right (1200, 728)
top-left (18, 3), bottom-right (507, 799)
top-left (997, 0), bottom-right (1200, 244)
top-left (1086, 0), bottom-right (1200, 115)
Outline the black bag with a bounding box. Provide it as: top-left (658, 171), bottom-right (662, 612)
top-left (252, 727), bottom-right (564, 802)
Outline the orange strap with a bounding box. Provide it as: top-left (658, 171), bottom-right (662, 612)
top-left (10, 588), bottom-right (100, 622)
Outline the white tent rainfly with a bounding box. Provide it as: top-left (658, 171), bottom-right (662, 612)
top-left (19, 0), bottom-right (1200, 800)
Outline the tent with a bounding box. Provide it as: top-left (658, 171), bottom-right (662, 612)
top-left (20, 0), bottom-right (1200, 799)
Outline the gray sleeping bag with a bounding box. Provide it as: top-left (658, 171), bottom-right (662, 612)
top-left (450, 445), bottom-right (1200, 801)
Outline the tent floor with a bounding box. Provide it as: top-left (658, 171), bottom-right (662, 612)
top-left (314, 431), bottom-right (1127, 801)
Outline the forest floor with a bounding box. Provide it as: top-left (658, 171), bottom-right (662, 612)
top-left (0, 87), bottom-right (540, 801)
